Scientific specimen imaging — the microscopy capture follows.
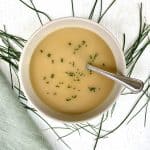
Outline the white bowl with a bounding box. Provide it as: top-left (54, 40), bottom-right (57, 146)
top-left (19, 17), bottom-right (126, 122)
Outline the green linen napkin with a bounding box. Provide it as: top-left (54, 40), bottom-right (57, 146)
top-left (0, 71), bottom-right (51, 150)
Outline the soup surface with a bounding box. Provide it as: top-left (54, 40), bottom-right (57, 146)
top-left (30, 27), bottom-right (116, 114)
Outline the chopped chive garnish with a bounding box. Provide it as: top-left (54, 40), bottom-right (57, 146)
top-left (67, 85), bottom-right (71, 88)
top-left (59, 82), bottom-right (64, 84)
top-left (43, 76), bottom-right (46, 80)
top-left (82, 40), bottom-right (86, 44)
top-left (89, 55), bottom-right (92, 59)
top-left (94, 53), bottom-right (98, 59)
top-left (89, 53), bottom-right (99, 63)
top-left (66, 98), bottom-right (71, 101)
top-left (47, 53), bottom-right (51, 57)
top-left (40, 49), bottom-right (43, 53)
top-left (72, 95), bottom-right (77, 99)
top-left (61, 58), bottom-right (64, 63)
top-left (65, 71), bottom-right (75, 77)
top-left (72, 61), bottom-right (75, 67)
top-left (78, 45), bottom-right (81, 48)
top-left (74, 48), bottom-right (79, 51)
top-left (90, 71), bottom-right (92, 74)
top-left (65, 95), bottom-right (77, 101)
top-left (53, 92), bottom-right (57, 95)
top-left (102, 63), bottom-right (106, 66)
top-left (50, 74), bottom-right (55, 78)
top-left (51, 59), bottom-right (54, 63)
top-left (88, 87), bottom-right (96, 92)
top-left (68, 42), bottom-right (72, 46)
top-left (69, 61), bottom-right (75, 67)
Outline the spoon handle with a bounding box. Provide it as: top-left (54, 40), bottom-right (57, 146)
top-left (87, 64), bottom-right (144, 93)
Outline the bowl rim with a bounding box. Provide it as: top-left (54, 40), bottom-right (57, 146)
top-left (19, 17), bottom-right (126, 122)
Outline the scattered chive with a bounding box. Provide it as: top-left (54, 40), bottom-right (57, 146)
top-left (102, 63), bottom-right (106, 66)
top-left (74, 48), bottom-right (79, 51)
top-left (50, 73), bottom-right (55, 78)
top-left (47, 53), bottom-right (51, 57)
top-left (69, 61), bottom-right (75, 67)
top-left (89, 55), bottom-right (92, 59)
top-left (89, 70), bottom-right (93, 74)
top-left (43, 76), bottom-right (46, 80)
top-left (89, 53), bottom-right (99, 63)
top-left (72, 95), bottom-right (77, 99)
top-left (53, 92), bottom-right (57, 95)
top-left (94, 53), bottom-right (98, 59)
top-left (78, 44), bottom-right (81, 48)
top-left (61, 58), bottom-right (64, 63)
top-left (72, 61), bottom-right (75, 67)
top-left (67, 85), bottom-right (71, 88)
top-left (40, 49), bottom-right (43, 53)
top-left (66, 98), bottom-right (71, 101)
top-left (68, 42), bottom-right (72, 46)
top-left (51, 59), bottom-right (54, 63)
top-left (65, 95), bottom-right (77, 101)
top-left (59, 82), bottom-right (64, 84)
top-left (65, 71), bottom-right (75, 77)
top-left (82, 40), bottom-right (86, 44)
top-left (56, 85), bottom-right (60, 88)
top-left (88, 87), bottom-right (96, 92)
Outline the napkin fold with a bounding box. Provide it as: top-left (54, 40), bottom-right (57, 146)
top-left (0, 71), bottom-right (51, 150)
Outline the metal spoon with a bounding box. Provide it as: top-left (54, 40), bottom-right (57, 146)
top-left (87, 64), bottom-right (144, 93)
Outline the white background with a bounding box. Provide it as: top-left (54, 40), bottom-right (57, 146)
top-left (0, 0), bottom-right (150, 150)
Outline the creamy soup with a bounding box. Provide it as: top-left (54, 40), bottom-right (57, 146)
top-left (30, 27), bottom-right (116, 114)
